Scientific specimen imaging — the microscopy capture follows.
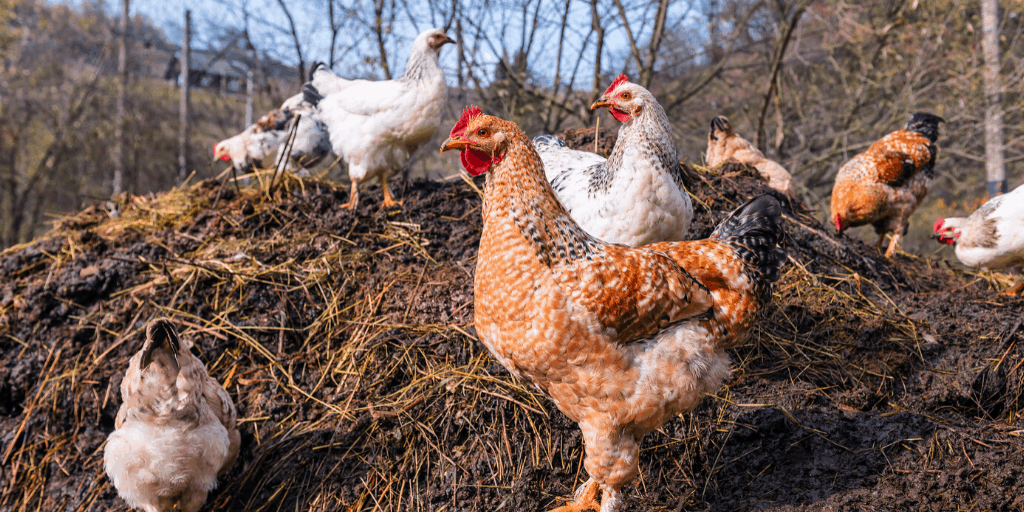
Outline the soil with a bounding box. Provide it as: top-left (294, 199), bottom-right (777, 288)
top-left (2, 142), bottom-right (1023, 512)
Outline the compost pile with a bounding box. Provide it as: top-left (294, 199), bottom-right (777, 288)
top-left (2, 151), bottom-right (1023, 511)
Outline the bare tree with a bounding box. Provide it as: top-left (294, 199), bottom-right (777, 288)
top-left (754, 0), bottom-right (811, 152)
top-left (374, 0), bottom-right (392, 79)
top-left (275, 0), bottom-right (307, 85)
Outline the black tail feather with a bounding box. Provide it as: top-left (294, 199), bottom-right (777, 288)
top-left (302, 82), bottom-right (323, 107)
top-left (709, 115), bottom-right (731, 138)
top-left (711, 195), bottom-right (786, 302)
top-left (141, 318), bottom-right (182, 368)
top-left (905, 112), bottom-right (944, 143)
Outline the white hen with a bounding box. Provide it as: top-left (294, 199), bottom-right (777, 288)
top-left (105, 318), bottom-right (240, 512)
top-left (303, 28), bottom-right (454, 209)
top-left (934, 183), bottom-right (1024, 295)
top-left (534, 75), bottom-right (693, 247)
top-left (214, 93), bottom-right (331, 173)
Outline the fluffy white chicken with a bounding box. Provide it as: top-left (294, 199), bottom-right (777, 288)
top-left (934, 183), bottom-right (1024, 295)
top-left (706, 115), bottom-right (794, 195)
top-left (214, 93), bottom-right (331, 172)
top-left (302, 28), bottom-right (454, 209)
top-left (533, 75), bottom-right (693, 247)
top-left (105, 318), bottom-right (240, 512)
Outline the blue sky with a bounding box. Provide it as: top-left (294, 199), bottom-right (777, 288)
top-left (55, 0), bottom-right (708, 87)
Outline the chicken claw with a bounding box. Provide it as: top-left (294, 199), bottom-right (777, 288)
top-left (548, 479), bottom-right (601, 512)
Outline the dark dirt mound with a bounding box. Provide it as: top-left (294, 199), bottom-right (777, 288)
top-left (2, 153), bottom-right (1023, 512)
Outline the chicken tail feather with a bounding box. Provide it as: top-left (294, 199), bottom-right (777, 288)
top-left (302, 83), bottom-right (323, 108)
top-left (141, 318), bottom-right (182, 370)
top-left (710, 195), bottom-right (786, 302)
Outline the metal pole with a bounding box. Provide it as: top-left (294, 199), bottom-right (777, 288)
top-left (245, 69), bottom-right (254, 127)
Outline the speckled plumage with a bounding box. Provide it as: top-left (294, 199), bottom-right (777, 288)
top-left (830, 112), bottom-right (943, 257)
top-left (534, 78), bottom-right (693, 247)
top-left (105, 319), bottom-right (239, 512)
top-left (442, 111), bottom-right (785, 512)
top-left (706, 115), bottom-right (794, 195)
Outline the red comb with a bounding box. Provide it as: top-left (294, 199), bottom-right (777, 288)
top-left (451, 105), bottom-right (484, 138)
top-left (933, 218), bottom-right (944, 232)
top-left (604, 74), bottom-right (629, 96)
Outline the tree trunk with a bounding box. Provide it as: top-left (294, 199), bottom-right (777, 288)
top-left (276, 0), bottom-right (306, 85)
top-left (589, 0), bottom-right (605, 122)
top-left (374, 0), bottom-right (391, 79)
top-left (112, 0), bottom-right (128, 195)
top-left (755, 0), bottom-right (811, 152)
top-left (179, 9), bottom-right (191, 182)
top-left (981, 0), bottom-right (1006, 196)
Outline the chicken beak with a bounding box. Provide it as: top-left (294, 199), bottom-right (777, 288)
top-left (590, 99), bottom-right (612, 110)
top-left (443, 35), bottom-right (457, 45)
top-left (440, 137), bottom-right (470, 153)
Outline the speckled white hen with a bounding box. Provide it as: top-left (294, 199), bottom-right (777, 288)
top-left (214, 93), bottom-right (331, 172)
top-left (533, 75), bottom-right (693, 247)
top-left (934, 183), bottom-right (1024, 294)
top-left (302, 29), bottom-right (454, 209)
top-left (104, 319), bottom-right (240, 512)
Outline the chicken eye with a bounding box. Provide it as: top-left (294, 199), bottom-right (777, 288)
top-left (477, 128), bottom-right (488, 137)
top-left (620, 92), bottom-right (630, 99)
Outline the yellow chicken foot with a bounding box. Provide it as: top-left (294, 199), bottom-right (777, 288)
top-left (380, 175), bottom-right (403, 208)
top-left (341, 182), bottom-right (359, 210)
top-left (547, 479), bottom-right (601, 512)
top-left (884, 233), bottom-right (902, 258)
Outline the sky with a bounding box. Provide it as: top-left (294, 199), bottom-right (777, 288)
top-left (53, 0), bottom-right (709, 87)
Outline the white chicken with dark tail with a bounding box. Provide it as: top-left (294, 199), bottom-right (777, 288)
top-left (533, 75), bottom-right (693, 247)
top-left (214, 93), bottom-right (331, 172)
top-left (934, 183), bottom-right (1024, 295)
top-left (302, 28), bottom-right (455, 209)
top-left (104, 318), bottom-right (240, 512)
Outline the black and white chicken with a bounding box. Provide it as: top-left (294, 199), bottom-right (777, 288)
top-left (214, 93), bottom-right (331, 173)
top-left (935, 183), bottom-right (1024, 295)
top-left (533, 75), bottom-right (693, 247)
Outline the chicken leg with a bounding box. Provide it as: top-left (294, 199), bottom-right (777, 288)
top-left (341, 181), bottom-right (359, 210)
top-left (1004, 278), bottom-right (1024, 297)
top-left (547, 479), bottom-right (601, 512)
top-left (380, 175), bottom-right (403, 208)
top-left (884, 233), bottom-right (902, 258)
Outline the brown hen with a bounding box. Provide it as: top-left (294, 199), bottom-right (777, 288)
top-left (706, 115), bottom-right (794, 195)
top-left (830, 112), bottom-right (944, 257)
top-left (104, 318), bottom-right (240, 512)
top-left (441, 107), bottom-right (785, 512)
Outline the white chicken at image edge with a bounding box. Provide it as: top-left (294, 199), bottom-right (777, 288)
top-left (934, 183), bottom-right (1024, 295)
top-left (302, 28), bottom-right (455, 209)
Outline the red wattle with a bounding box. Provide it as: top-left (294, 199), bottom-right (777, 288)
top-left (461, 149), bottom-right (492, 176)
top-left (834, 214), bottom-right (842, 231)
top-left (220, 154), bottom-right (231, 161)
top-left (610, 109), bottom-right (631, 123)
